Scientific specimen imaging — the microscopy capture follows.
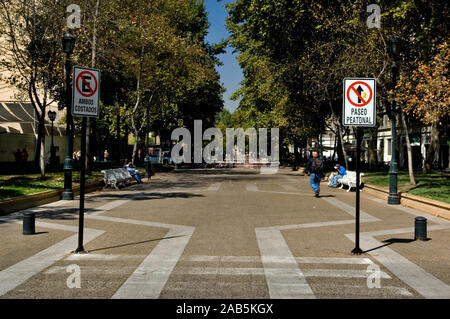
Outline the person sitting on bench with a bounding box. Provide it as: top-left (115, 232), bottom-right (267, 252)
top-left (125, 162), bottom-right (142, 183)
top-left (329, 164), bottom-right (346, 188)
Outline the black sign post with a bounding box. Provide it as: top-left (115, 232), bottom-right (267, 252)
top-left (74, 116), bottom-right (87, 253)
top-left (351, 127), bottom-right (363, 255)
top-left (71, 66), bottom-right (100, 254)
top-left (343, 78), bottom-right (376, 255)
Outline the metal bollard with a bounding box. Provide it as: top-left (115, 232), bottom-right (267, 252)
top-left (23, 212), bottom-right (35, 235)
top-left (414, 216), bottom-right (427, 241)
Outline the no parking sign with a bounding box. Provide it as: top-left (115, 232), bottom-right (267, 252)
top-left (343, 78), bottom-right (376, 127)
top-left (72, 66), bottom-right (100, 118)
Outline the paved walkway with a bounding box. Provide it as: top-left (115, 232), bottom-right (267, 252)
top-left (0, 168), bottom-right (449, 299)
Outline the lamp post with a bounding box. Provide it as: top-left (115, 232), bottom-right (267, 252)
top-left (47, 110), bottom-right (56, 167)
top-left (387, 36), bottom-right (401, 205)
top-left (61, 32), bottom-right (75, 200)
top-left (144, 89), bottom-right (153, 180)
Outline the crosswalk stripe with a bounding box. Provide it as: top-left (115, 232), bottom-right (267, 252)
top-left (346, 232), bottom-right (450, 299)
top-left (255, 228), bottom-right (315, 299)
top-left (44, 266), bottom-right (135, 275)
top-left (321, 197), bottom-right (380, 221)
top-left (280, 184), bottom-right (298, 191)
top-left (173, 267), bottom-right (391, 279)
top-left (0, 228), bottom-right (104, 296)
top-left (207, 183), bottom-right (222, 191)
top-left (111, 226), bottom-right (194, 299)
top-left (65, 254), bottom-right (147, 261)
top-left (181, 255), bottom-right (373, 265)
top-left (312, 284), bottom-right (414, 297)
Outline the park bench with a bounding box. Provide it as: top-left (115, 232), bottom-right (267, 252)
top-left (337, 171), bottom-right (364, 192)
top-left (101, 168), bottom-right (133, 189)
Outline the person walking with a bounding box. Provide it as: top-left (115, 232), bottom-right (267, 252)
top-left (304, 150), bottom-right (324, 197)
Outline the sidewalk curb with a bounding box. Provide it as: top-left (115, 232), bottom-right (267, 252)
top-left (363, 184), bottom-right (450, 221)
top-left (0, 180), bottom-right (104, 216)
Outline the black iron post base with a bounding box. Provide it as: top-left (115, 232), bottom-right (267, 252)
top-left (388, 194), bottom-right (401, 205)
top-left (351, 247), bottom-right (363, 255)
top-left (72, 248), bottom-right (88, 254)
top-left (61, 190), bottom-right (73, 200)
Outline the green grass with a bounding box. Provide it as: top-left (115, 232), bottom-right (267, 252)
top-left (363, 170), bottom-right (450, 204)
top-left (0, 171), bottom-right (103, 200)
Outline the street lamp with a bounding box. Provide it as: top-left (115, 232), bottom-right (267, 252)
top-left (387, 35), bottom-right (401, 205)
top-left (47, 110), bottom-right (56, 167)
top-left (144, 89), bottom-right (153, 180)
top-left (61, 32), bottom-right (75, 200)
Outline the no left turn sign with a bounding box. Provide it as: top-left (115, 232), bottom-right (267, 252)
top-left (72, 66), bottom-right (100, 118)
top-left (343, 78), bottom-right (376, 127)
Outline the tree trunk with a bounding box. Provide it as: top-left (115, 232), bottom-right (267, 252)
top-left (423, 122), bottom-right (439, 173)
top-left (367, 126), bottom-right (378, 169)
top-left (131, 121), bottom-right (139, 165)
top-left (38, 112), bottom-right (45, 178)
top-left (86, 0), bottom-right (101, 173)
top-left (401, 112), bottom-right (416, 185)
top-left (338, 126), bottom-right (349, 169)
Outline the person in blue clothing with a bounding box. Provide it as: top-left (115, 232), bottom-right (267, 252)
top-left (304, 151), bottom-right (324, 197)
top-left (329, 164), bottom-right (347, 188)
top-left (126, 162), bottom-right (142, 183)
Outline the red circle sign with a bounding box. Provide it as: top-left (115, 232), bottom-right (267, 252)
top-left (76, 71), bottom-right (98, 98)
top-left (346, 81), bottom-right (373, 107)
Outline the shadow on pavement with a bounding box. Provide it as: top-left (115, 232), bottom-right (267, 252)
top-left (362, 237), bottom-right (418, 253)
top-left (87, 235), bottom-right (187, 253)
top-left (92, 192), bottom-right (205, 201)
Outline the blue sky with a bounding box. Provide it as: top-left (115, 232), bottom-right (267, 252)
top-left (204, 0), bottom-right (243, 113)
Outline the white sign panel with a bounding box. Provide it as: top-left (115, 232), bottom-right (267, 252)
top-left (343, 78), bottom-right (376, 127)
top-left (72, 66), bottom-right (100, 118)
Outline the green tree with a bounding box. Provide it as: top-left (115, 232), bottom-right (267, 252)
top-left (0, 0), bottom-right (66, 178)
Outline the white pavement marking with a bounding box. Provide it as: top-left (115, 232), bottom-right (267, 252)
top-left (255, 228), bottom-right (315, 299)
top-left (263, 220), bottom-right (355, 231)
top-left (89, 200), bottom-right (131, 216)
top-left (181, 255), bottom-right (373, 264)
top-left (321, 197), bottom-right (380, 221)
top-left (252, 179), bottom-right (382, 299)
top-left (0, 228), bottom-right (104, 296)
top-left (1, 188), bottom-right (196, 299)
top-left (80, 200), bottom-right (197, 299)
top-left (268, 256), bottom-right (374, 265)
top-left (66, 254), bottom-right (147, 261)
top-left (112, 226), bottom-right (194, 299)
top-left (177, 267), bottom-right (390, 278)
top-left (301, 269), bottom-right (391, 279)
top-left (246, 183), bottom-right (311, 196)
top-left (345, 228), bottom-right (450, 299)
top-left (358, 225), bottom-right (449, 237)
top-left (281, 184), bottom-right (298, 191)
top-left (316, 284), bottom-right (413, 297)
top-left (367, 197), bottom-right (450, 225)
top-left (207, 183), bottom-right (222, 191)
top-left (44, 266), bottom-right (136, 275)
